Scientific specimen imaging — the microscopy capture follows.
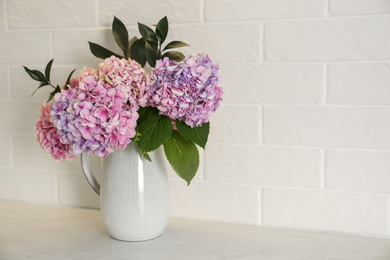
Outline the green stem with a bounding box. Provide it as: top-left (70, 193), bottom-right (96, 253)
top-left (156, 43), bottom-right (162, 61)
top-left (47, 81), bottom-right (56, 89)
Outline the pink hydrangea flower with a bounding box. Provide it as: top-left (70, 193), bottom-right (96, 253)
top-left (98, 56), bottom-right (150, 109)
top-left (148, 54), bottom-right (223, 127)
top-left (34, 102), bottom-right (77, 162)
top-left (50, 56), bottom-right (144, 158)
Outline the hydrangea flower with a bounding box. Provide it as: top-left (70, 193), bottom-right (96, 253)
top-left (98, 55), bottom-right (150, 109)
top-left (147, 54), bottom-right (223, 127)
top-left (34, 102), bottom-right (77, 162)
top-left (50, 56), bottom-right (144, 158)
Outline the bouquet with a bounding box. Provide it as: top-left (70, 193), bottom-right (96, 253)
top-left (23, 16), bottom-right (223, 184)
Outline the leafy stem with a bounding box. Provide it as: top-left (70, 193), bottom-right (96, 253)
top-left (23, 59), bottom-right (76, 102)
top-left (89, 16), bottom-right (189, 67)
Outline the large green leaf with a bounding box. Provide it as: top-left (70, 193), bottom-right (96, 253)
top-left (130, 39), bottom-right (146, 67)
top-left (112, 16), bottom-right (129, 53)
top-left (163, 41), bottom-right (189, 51)
top-left (164, 130), bottom-right (199, 185)
top-left (176, 120), bottom-right (209, 149)
top-left (88, 41), bottom-right (119, 60)
top-left (156, 16), bottom-right (168, 44)
top-left (136, 107), bottom-right (172, 152)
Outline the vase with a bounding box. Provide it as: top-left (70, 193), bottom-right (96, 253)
top-left (81, 142), bottom-right (169, 241)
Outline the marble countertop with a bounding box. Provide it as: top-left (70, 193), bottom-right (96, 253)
top-left (1, 201), bottom-right (389, 260)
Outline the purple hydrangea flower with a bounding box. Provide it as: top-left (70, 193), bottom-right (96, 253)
top-left (147, 54), bottom-right (223, 127)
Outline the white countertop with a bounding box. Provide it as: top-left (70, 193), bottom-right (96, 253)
top-left (1, 201), bottom-right (389, 260)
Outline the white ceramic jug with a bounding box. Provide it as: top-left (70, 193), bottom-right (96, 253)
top-left (81, 142), bottom-right (169, 241)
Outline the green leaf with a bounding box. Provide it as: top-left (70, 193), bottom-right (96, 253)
top-left (163, 41), bottom-right (189, 51)
top-left (136, 107), bottom-right (172, 152)
top-left (162, 51), bottom-right (185, 62)
top-left (156, 16), bottom-right (168, 44)
top-left (126, 36), bottom-right (138, 58)
top-left (23, 66), bottom-right (46, 82)
top-left (128, 36), bottom-right (138, 49)
top-left (44, 59), bottom-right (54, 82)
top-left (138, 22), bottom-right (157, 43)
top-left (163, 130), bottom-right (199, 185)
top-left (145, 38), bottom-right (158, 52)
top-left (130, 39), bottom-right (146, 67)
top-left (142, 152), bottom-right (152, 162)
top-left (157, 49), bottom-right (163, 59)
top-left (88, 41), bottom-right (120, 60)
top-left (176, 120), bottom-right (209, 149)
top-left (156, 29), bottom-right (163, 43)
top-left (145, 42), bottom-right (156, 67)
top-left (31, 70), bottom-right (46, 82)
top-left (136, 142), bottom-right (153, 162)
top-left (65, 69), bottom-right (76, 87)
top-left (112, 16), bottom-right (129, 53)
top-left (23, 66), bottom-right (42, 81)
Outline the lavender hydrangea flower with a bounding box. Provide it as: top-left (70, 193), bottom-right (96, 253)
top-left (50, 56), bottom-right (146, 158)
top-left (147, 54), bottom-right (223, 127)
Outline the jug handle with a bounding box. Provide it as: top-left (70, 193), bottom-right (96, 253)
top-left (81, 153), bottom-right (101, 195)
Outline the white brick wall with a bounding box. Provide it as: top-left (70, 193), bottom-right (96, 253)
top-left (1, 0), bottom-right (390, 238)
top-left (326, 150), bottom-right (390, 194)
top-left (328, 62), bottom-right (390, 104)
top-left (0, 67), bottom-right (9, 99)
top-left (168, 23), bottom-right (262, 63)
top-left (263, 106), bottom-right (390, 149)
top-left (0, 31), bottom-right (52, 64)
top-left (0, 135), bottom-right (11, 167)
top-left (99, 0), bottom-right (201, 26)
top-left (329, 0), bottom-right (390, 16)
top-left (0, 168), bottom-right (57, 204)
top-left (208, 105), bottom-right (260, 144)
top-left (7, 0), bottom-right (97, 29)
top-left (204, 0), bottom-right (325, 21)
top-left (0, 0), bottom-right (6, 30)
top-left (265, 17), bottom-right (390, 61)
top-left (263, 188), bottom-right (388, 236)
top-left (219, 63), bottom-right (325, 104)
